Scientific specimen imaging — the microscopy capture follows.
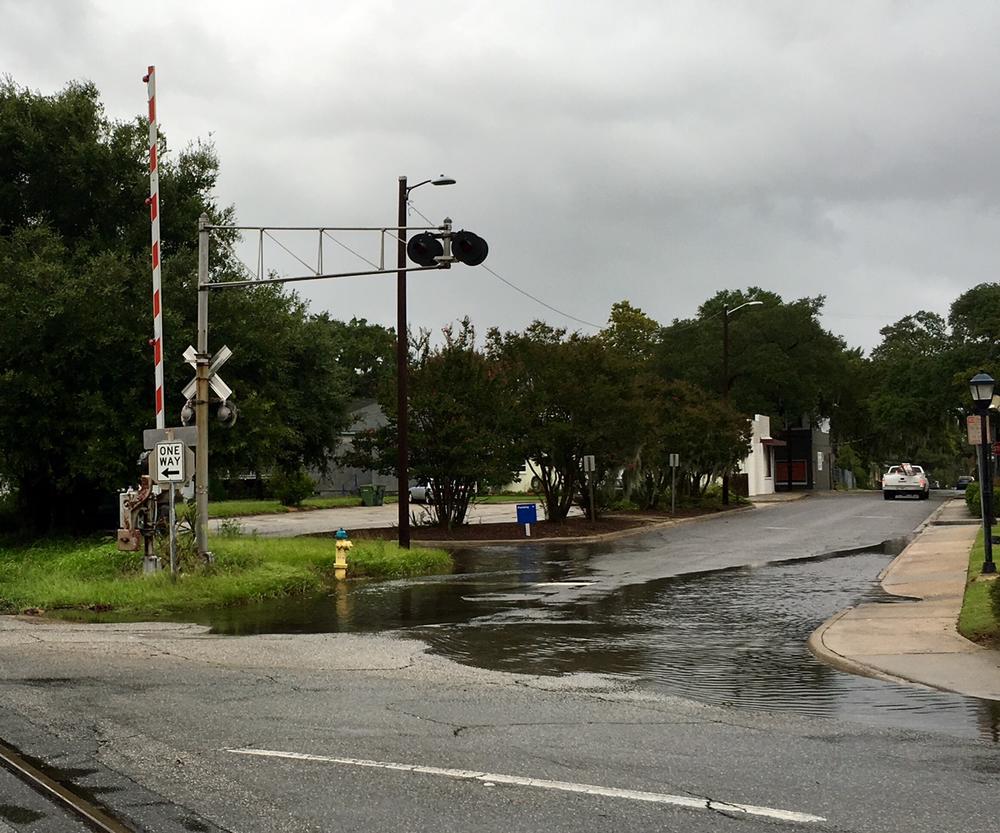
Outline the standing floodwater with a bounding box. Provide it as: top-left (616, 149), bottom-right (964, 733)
top-left (186, 541), bottom-right (1000, 741)
top-left (413, 550), bottom-right (1000, 740)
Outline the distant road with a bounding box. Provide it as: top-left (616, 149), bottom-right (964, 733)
top-left (214, 499), bottom-right (580, 537)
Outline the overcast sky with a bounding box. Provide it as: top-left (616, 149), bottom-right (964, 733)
top-left (5, 0), bottom-right (1000, 352)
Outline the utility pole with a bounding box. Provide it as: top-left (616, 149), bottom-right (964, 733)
top-left (397, 176), bottom-right (410, 549)
top-left (721, 300), bottom-right (762, 506)
top-left (722, 307), bottom-right (731, 506)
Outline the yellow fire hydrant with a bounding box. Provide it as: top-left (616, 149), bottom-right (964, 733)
top-left (334, 527), bottom-right (352, 580)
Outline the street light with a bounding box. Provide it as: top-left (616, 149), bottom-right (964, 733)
top-left (970, 371), bottom-right (996, 574)
top-left (397, 174), bottom-right (455, 549)
top-left (721, 300), bottom-right (763, 505)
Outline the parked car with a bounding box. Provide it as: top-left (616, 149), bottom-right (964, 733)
top-left (881, 463), bottom-right (930, 500)
top-left (956, 476), bottom-right (975, 491)
top-left (409, 484), bottom-right (434, 504)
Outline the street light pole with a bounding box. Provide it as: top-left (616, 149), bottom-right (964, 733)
top-left (970, 371), bottom-right (997, 574)
top-left (396, 175), bottom-right (455, 549)
top-left (396, 177), bottom-right (410, 549)
top-left (721, 300), bottom-right (762, 506)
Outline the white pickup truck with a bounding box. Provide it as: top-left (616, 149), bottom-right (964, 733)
top-left (881, 464), bottom-right (930, 500)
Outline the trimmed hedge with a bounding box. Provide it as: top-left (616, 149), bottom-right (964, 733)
top-left (963, 482), bottom-right (1000, 518)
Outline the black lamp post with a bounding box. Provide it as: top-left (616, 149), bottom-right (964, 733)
top-left (970, 371), bottom-right (996, 574)
top-left (396, 175), bottom-right (455, 549)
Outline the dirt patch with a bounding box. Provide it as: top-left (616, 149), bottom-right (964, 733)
top-left (329, 505), bottom-right (738, 543)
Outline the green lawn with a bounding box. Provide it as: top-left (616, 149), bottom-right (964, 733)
top-left (208, 496), bottom-right (362, 517)
top-left (957, 530), bottom-right (1000, 646)
top-left (0, 535), bottom-right (451, 617)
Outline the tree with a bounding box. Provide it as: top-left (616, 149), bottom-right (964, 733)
top-left (657, 288), bottom-right (855, 443)
top-left (322, 316), bottom-right (395, 400)
top-left (647, 380), bottom-right (752, 498)
top-left (346, 319), bottom-right (525, 529)
top-left (205, 285), bottom-right (352, 488)
top-left (488, 323), bottom-right (645, 521)
top-left (599, 300), bottom-right (661, 363)
top-left (0, 78), bottom-right (351, 530)
top-left (950, 283), bottom-right (1000, 349)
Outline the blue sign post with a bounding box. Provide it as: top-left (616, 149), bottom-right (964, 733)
top-left (516, 503), bottom-right (538, 537)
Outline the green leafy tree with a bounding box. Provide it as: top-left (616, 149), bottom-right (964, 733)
top-left (864, 312), bottom-right (964, 468)
top-left (322, 316), bottom-right (395, 400)
top-left (346, 319), bottom-right (525, 529)
top-left (0, 78), bottom-right (350, 530)
top-left (659, 288), bottom-right (851, 428)
top-left (487, 322), bottom-right (645, 521)
top-left (599, 300), bottom-right (661, 363)
top-left (626, 379), bottom-right (751, 506)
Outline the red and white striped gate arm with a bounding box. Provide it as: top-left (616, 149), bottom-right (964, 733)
top-left (144, 65), bottom-right (165, 428)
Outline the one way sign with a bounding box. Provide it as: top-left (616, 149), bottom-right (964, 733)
top-left (152, 441), bottom-right (189, 484)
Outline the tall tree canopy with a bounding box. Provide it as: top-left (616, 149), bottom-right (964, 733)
top-left (658, 288), bottom-right (851, 430)
top-left (0, 78), bottom-right (350, 530)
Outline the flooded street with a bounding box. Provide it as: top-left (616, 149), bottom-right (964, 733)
top-left (7, 496), bottom-right (999, 833)
top-left (192, 537), bottom-right (1000, 742)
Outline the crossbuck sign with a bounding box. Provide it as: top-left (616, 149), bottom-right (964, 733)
top-left (182, 344), bottom-right (233, 402)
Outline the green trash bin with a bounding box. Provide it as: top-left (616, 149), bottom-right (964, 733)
top-left (359, 485), bottom-right (376, 506)
top-left (373, 485), bottom-right (385, 506)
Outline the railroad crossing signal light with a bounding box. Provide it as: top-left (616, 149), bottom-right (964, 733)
top-left (451, 230), bottom-right (488, 266)
top-left (217, 401), bottom-right (238, 427)
top-left (406, 232), bottom-right (443, 267)
top-left (406, 230), bottom-right (489, 268)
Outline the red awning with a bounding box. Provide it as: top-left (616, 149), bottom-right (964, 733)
top-left (761, 437), bottom-right (787, 447)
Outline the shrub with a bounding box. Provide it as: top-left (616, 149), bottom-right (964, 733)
top-left (965, 482), bottom-right (979, 515)
top-left (963, 482), bottom-right (1000, 518)
top-left (269, 469), bottom-right (315, 507)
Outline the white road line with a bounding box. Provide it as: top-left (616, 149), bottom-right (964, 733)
top-left (762, 526), bottom-right (795, 530)
top-left (227, 748), bottom-right (825, 824)
top-left (532, 581), bottom-right (596, 588)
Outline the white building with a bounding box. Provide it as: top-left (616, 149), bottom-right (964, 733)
top-left (740, 414), bottom-right (786, 497)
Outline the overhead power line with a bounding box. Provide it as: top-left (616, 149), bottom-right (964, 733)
top-left (407, 200), bottom-right (603, 331)
top-left (480, 265), bottom-right (603, 330)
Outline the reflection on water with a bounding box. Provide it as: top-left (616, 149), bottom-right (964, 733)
top-left (415, 553), bottom-right (1000, 742)
top-left (102, 543), bottom-right (1000, 742)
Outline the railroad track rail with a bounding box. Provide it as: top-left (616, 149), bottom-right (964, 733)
top-left (0, 739), bottom-right (133, 833)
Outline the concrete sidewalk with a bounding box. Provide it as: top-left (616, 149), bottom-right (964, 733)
top-left (808, 498), bottom-right (1000, 700)
top-left (212, 501), bottom-right (581, 538)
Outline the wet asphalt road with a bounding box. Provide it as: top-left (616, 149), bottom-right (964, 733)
top-left (0, 765), bottom-right (92, 833)
top-left (2, 491), bottom-right (998, 833)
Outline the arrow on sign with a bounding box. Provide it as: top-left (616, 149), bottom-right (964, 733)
top-left (162, 468), bottom-right (181, 478)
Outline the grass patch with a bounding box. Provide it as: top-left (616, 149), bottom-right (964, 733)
top-left (957, 530), bottom-right (1000, 646)
top-left (0, 535), bottom-right (451, 616)
top-left (208, 496), bottom-right (363, 518)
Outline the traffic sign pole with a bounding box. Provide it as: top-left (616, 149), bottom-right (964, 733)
top-left (669, 453), bottom-right (679, 514)
top-left (168, 484), bottom-right (177, 581)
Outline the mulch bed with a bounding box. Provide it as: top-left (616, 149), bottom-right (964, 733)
top-left (326, 505), bottom-right (733, 543)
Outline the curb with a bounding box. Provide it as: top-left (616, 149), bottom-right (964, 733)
top-left (414, 504), bottom-right (756, 549)
top-left (805, 609), bottom-right (923, 688)
top-left (809, 500), bottom-right (996, 696)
